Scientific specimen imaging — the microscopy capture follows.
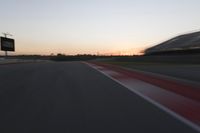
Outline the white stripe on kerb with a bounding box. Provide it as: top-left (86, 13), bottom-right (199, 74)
top-left (84, 62), bottom-right (200, 133)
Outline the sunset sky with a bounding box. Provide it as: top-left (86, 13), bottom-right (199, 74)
top-left (0, 0), bottom-right (200, 55)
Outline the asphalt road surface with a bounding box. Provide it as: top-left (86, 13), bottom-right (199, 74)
top-left (0, 62), bottom-right (198, 133)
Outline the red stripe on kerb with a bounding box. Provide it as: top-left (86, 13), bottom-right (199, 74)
top-left (88, 62), bottom-right (200, 127)
top-left (93, 62), bottom-right (200, 103)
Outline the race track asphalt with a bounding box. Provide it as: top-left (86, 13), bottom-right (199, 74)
top-left (0, 62), bottom-right (198, 133)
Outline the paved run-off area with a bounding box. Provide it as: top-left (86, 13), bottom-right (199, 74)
top-left (0, 62), bottom-right (198, 133)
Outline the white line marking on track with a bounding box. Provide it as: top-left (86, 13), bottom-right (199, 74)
top-left (101, 70), bottom-right (121, 76)
top-left (84, 62), bottom-right (200, 133)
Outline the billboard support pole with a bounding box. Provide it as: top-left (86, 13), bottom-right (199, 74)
top-left (5, 51), bottom-right (8, 57)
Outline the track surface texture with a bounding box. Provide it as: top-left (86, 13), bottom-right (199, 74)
top-left (0, 62), bottom-right (198, 133)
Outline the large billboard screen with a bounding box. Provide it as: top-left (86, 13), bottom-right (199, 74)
top-left (0, 37), bottom-right (15, 51)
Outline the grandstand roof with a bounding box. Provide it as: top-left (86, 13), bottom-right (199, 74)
top-left (145, 31), bottom-right (200, 54)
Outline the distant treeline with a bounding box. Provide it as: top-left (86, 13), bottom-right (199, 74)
top-left (50, 54), bottom-right (133, 61)
top-left (50, 54), bottom-right (97, 61)
top-left (2, 51), bottom-right (200, 64)
top-left (0, 54), bottom-right (133, 61)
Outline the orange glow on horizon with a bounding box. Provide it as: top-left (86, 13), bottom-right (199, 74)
top-left (3, 47), bottom-right (145, 56)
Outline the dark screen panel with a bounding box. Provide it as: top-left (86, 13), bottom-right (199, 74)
top-left (0, 37), bottom-right (15, 51)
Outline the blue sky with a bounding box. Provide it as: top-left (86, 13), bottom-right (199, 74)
top-left (0, 0), bottom-right (200, 55)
